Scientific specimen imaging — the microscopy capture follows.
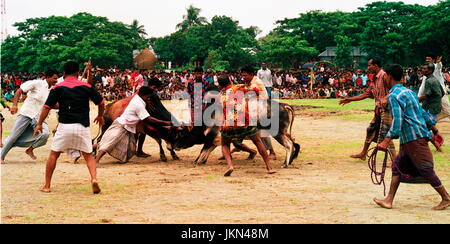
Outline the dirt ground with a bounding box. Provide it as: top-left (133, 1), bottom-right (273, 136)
top-left (1, 101), bottom-right (450, 224)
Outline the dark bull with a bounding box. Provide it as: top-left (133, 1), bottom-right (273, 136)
top-left (95, 96), bottom-right (183, 162)
top-left (173, 101), bottom-right (301, 168)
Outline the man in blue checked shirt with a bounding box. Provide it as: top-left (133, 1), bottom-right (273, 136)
top-left (374, 64), bottom-right (450, 211)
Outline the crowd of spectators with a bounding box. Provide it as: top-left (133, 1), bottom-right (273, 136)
top-left (2, 65), bottom-right (450, 102)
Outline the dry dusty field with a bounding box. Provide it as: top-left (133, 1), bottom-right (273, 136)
top-left (1, 100), bottom-right (449, 224)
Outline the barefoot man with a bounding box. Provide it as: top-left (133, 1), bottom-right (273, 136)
top-left (34, 62), bottom-right (105, 194)
top-left (339, 58), bottom-right (396, 160)
top-left (218, 68), bottom-right (276, 177)
top-left (374, 64), bottom-right (450, 211)
top-left (1, 70), bottom-right (58, 164)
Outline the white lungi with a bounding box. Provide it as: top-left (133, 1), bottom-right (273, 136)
top-left (51, 123), bottom-right (93, 157)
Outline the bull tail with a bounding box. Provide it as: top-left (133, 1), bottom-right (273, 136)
top-left (285, 104), bottom-right (295, 137)
top-left (285, 104), bottom-right (301, 162)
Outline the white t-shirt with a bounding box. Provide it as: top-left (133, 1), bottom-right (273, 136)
top-left (257, 69), bottom-right (273, 88)
top-left (116, 95), bottom-right (150, 133)
top-left (20, 79), bottom-right (50, 119)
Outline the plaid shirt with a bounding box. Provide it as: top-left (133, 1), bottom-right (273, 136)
top-left (221, 84), bottom-right (260, 130)
top-left (363, 69), bottom-right (389, 113)
top-left (385, 84), bottom-right (436, 145)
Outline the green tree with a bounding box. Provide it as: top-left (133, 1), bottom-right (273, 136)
top-left (176, 5), bottom-right (208, 32)
top-left (275, 10), bottom-right (361, 53)
top-left (258, 34), bottom-right (317, 69)
top-left (129, 19), bottom-right (147, 37)
top-left (334, 35), bottom-right (354, 68)
top-left (1, 12), bottom-right (148, 72)
top-left (410, 0), bottom-right (450, 61)
top-left (355, 1), bottom-right (428, 64)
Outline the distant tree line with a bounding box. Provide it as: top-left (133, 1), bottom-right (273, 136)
top-left (1, 1), bottom-right (449, 72)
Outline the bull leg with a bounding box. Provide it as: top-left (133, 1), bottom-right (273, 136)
top-left (195, 144), bottom-right (217, 165)
top-left (274, 134), bottom-right (294, 168)
top-left (155, 138), bottom-right (168, 162)
top-left (170, 149), bottom-right (180, 160)
top-left (136, 133), bottom-right (151, 158)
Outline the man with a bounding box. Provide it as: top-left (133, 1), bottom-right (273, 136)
top-left (142, 69), bottom-right (150, 87)
top-left (1, 70), bottom-right (58, 164)
top-left (34, 62), bottom-right (105, 194)
top-left (246, 68), bottom-right (277, 160)
top-left (187, 68), bottom-right (210, 125)
top-left (340, 58), bottom-right (396, 160)
top-left (409, 67), bottom-right (420, 92)
top-left (221, 67), bottom-right (277, 160)
top-left (218, 70), bottom-right (276, 177)
top-left (419, 62), bottom-right (445, 151)
top-left (96, 86), bottom-right (174, 165)
top-left (132, 69), bottom-right (144, 92)
top-left (257, 62), bottom-right (273, 99)
top-left (374, 64), bottom-right (450, 211)
top-left (419, 56), bottom-right (450, 122)
top-left (419, 63), bottom-right (445, 120)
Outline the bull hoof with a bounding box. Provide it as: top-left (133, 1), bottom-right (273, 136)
top-left (281, 164), bottom-right (289, 169)
top-left (172, 156), bottom-right (180, 161)
top-left (160, 156), bottom-right (168, 162)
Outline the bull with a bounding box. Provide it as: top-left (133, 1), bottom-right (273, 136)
top-left (173, 100), bottom-right (301, 168)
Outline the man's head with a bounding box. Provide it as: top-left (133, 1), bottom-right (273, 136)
top-left (262, 62), bottom-right (267, 70)
top-left (425, 55), bottom-right (436, 63)
top-left (63, 61), bottom-right (80, 77)
top-left (368, 58), bottom-right (382, 74)
top-left (148, 77), bottom-right (162, 91)
top-left (421, 62), bottom-right (435, 76)
top-left (241, 66), bottom-right (255, 85)
top-left (384, 64), bottom-right (404, 89)
top-left (218, 75), bottom-right (230, 89)
top-left (45, 70), bottom-right (59, 86)
top-left (138, 86), bottom-right (153, 104)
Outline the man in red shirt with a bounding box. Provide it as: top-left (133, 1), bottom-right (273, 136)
top-left (339, 58), bottom-right (397, 161)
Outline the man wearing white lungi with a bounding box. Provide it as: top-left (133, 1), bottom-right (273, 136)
top-left (34, 62), bottom-right (105, 194)
top-left (1, 70), bottom-right (58, 164)
top-left (96, 86), bottom-right (174, 165)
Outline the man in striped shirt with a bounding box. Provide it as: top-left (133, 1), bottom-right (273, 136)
top-left (374, 64), bottom-right (449, 211)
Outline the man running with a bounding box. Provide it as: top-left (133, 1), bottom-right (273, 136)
top-left (1, 70), bottom-right (58, 164)
top-left (219, 67), bottom-right (276, 177)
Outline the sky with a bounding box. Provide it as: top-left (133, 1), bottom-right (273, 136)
top-left (3, 0), bottom-right (440, 38)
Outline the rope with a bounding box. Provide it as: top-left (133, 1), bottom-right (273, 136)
top-left (367, 109), bottom-right (393, 196)
top-left (367, 147), bottom-right (393, 196)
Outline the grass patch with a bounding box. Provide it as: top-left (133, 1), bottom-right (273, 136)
top-left (434, 144), bottom-right (450, 167)
top-left (310, 142), bottom-right (362, 153)
top-left (332, 113), bottom-right (374, 121)
top-left (283, 99), bottom-right (374, 112)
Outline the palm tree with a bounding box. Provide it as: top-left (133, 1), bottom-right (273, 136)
top-left (129, 20), bottom-right (147, 37)
top-left (176, 5), bottom-right (208, 32)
